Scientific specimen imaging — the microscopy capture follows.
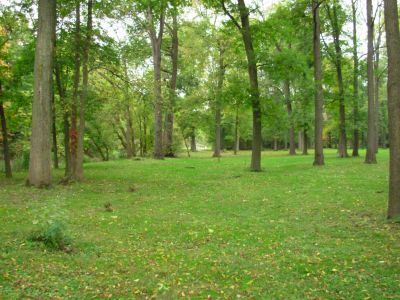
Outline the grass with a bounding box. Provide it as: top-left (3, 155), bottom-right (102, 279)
top-left (0, 149), bottom-right (399, 299)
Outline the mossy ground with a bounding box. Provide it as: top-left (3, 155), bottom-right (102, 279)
top-left (0, 149), bottom-right (399, 299)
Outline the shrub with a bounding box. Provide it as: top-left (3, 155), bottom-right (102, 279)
top-left (29, 221), bottom-right (72, 252)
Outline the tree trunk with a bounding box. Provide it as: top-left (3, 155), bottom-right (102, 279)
top-left (351, 0), bottom-right (360, 157)
top-left (374, 18), bottom-right (383, 154)
top-left (51, 92), bottom-right (59, 169)
top-left (190, 128), bottom-right (196, 152)
top-left (284, 79), bottom-right (296, 155)
top-left (303, 129), bottom-right (308, 155)
top-left (28, 0), bottom-right (56, 187)
top-left (234, 103), bottom-right (239, 155)
top-left (365, 0), bottom-right (377, 164)
top-left (70, 0), bottom-right (81, 180)
top-left (164, 12), bottom-right (178, 157)
top-left (0, 83), bottom-right (12, 178)
top-left (75, 0), bottom-right (92, 180)
top-left (238, 0), bottom-right (262, 171)
top-left (329, 1), bottom-right (348, 158)
top-left (213, 44), bottom-right (225, 158)
top-left (384, 0), bottom-right (400, 218)
top-left (148, 6), bottom-right (165, 160)
top-left (312, 0), bottom-right (324, 166)
top-left (55, 62), bottom-right (70, 176)
top-left (273, 137), bottom-right (278, 151)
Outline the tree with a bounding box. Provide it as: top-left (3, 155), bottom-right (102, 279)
top-left (28, 0), bottom-right (56, 187)
top-left (383, 0), bottom-right (400, 219)
top-left (351, 0), bottom-right (359, 157)
top-left (365, 0), bottom-right (376, 164)
top-left (312, 0), bottom-right (324, 166)
top-left (221, 0), bottom-right (262, 171)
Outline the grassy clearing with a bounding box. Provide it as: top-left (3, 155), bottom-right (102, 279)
top-left (0, 149), bottom-right (399, 299)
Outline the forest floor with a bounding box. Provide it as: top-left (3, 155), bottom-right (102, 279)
top-left (0, 149), bottom-right (399, 299)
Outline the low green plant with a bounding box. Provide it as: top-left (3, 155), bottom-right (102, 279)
top-left (29, 221), bottom-right (72, 252)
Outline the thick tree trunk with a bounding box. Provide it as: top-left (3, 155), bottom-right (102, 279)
top-left (213, 44), bottom-right (225, 158)
top-left (384, 0), bottom-right (400, 218)
top-left (28, 0), bottom-right (56, 187)
top-left (70, 0), bottom-right (81, 180)
top-left (234, 104), bottom-right (239, 155)
top-left (284, 79), bottom-right (296, 155)
top-left (55, 63), bottom-right (71, 176)
top-left (164, 12), bottom-right (178, 157)
top-left (75, 0), bottom-right (92, 180)
top-left (365, 0), bottom-right (377, 164)
top-left (312, 0), bottom-right (324, 166)
top-left (148, 6), bottom-right (165, 160)
top-left (51, 93), bottom-right (59, 169)
top-left (238, 0), bottom-right (262, 171)
top-left (351, 0), bottom-right (360, 157)
top-left (0, 83), bottom-right (12, 178)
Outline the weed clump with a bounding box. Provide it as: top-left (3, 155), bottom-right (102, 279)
top-left (29, 221), bottom-right (73, 252)
top-left (104, 202), bottom-right (113, 212)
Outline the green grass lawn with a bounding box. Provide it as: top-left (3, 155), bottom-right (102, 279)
top-left (1, 149), bottom-right (399, 299)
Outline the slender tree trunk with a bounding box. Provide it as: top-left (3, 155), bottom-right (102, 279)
top-left (238, 0), bottom-right (262, 171)
top-left (284, 79), bottom-right (296, 155)
top-left (147, 6), bottom-right (166, 160)
top-left (28, 0), bottom-right (56, 187)
top-left (51, 92), bottom-right (59, 169)
top-left (164, 12), bottom-right (178, 157)
top-left (384, 0), bottom-right (400, 218)
top-left (213, 44), bottom-right (225, 158)
top-left (55, 63), bottom-right (70, 176)
top-left (190, 128), bottom-right (196, 152)
top-left (74, 0), bottom-right (92, 180)
top-left (374, 20), bottom-right (383, 154)
top-left (303, 129), bottom-right (308, 155)
top-left (351, 0), bottom-right (360, 157)
top-left (70, 0), bottom-right (81, 180)
top-left (0, 82), bottom-right (12, 178)
top-left (313, 0), bottom-right (324, 166)
top-left (329, 1), bottom-right (348, 158)
top-left (365, 0), bottom-right (377, 164)
top-left (234, 103), bottom-right (239, 155)
top-left (273, 137), bottom-right (278, 151)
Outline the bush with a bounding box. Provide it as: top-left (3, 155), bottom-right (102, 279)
top-left (29, 221), bottom-right (72, 252)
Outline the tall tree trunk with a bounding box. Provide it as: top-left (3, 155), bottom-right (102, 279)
top-left (55, 62), bottom-right (71, 176)
top-left (122, 58), bottom-right (134, 159)
top-left (303, 128), bottom-right (308, 155)
top-left (0, 82), bottom-right (12, 178)
top-left (329, 1), bottom-right (348, 158)
top-left (70, 0), bottom-right (81, 180)
top-left (147, 6), bottom-right (165, 159)
top-left (234, 103), bottom-right (239, 155)
top-left (312, 0), bottom-right (324, 166)
top-left (384, 0), bottom-right (400, 218)
top-left (28, 0), bottom-right (56, 187)
top-left (365, 0), bottom-right (377, 164)
top-left (374, 18), bottom-right (383, 154)
top-left (51, 92), bottom-right (59, 169)
top-left (75, 0), bottom-right (92, 180)
top-left (273, 137), bottom-right (278, 151)
top-left (213, 44), bottom-right (225, 158)
top-left (238, 0), bottom-right (262, 171)
top-left (284, 79), bottom-right (296, 155)
top-left (164, 12), bottom-right (178, 157)
top-left (351, 0), bottom-right (360, 157)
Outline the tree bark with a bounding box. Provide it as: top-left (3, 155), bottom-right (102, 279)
top-left (284, 79), bottom-right (296, 155)
top-left (213, 43), bottom-right (225, 158)
top-left (147, 6), bottom-right (166, 160)
top-left (164, 12), bottom-right (178, 157)
top-left (75, 0), bottom-right (92, 180)
top-left (237, 0), bottom-right (262, 171)
top-left (303, 129), bottom-right (308, 155)
top-left (0, 82), bottom-right (12, 178)
top-left (190, 127), bottom-right (196, 152)
top-left (51, 92), bottom-right (59, 169)
top-left (365, 0), bottom-right (377, 164)
top-left (374, 18), bottom-right (383, 154)
top-left (28, 0), bottom-right (56, 187)
top-left (70, 0), bottom-right (81, 180)
top-left (384, 0), bottom-right (400, 218)
top-left (312, 0), bottom-right (324, 166)
top-left (351, 0), bottom-right (360, 157)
